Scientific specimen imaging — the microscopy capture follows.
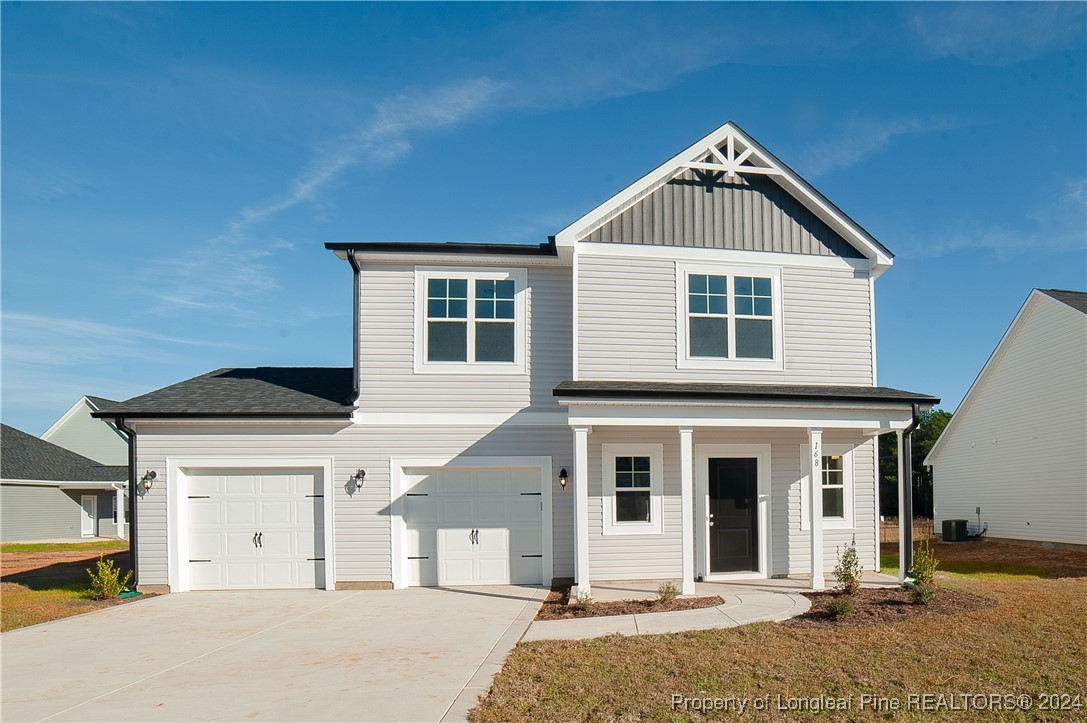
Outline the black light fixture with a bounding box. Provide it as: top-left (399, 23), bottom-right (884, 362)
top-left (349, 469), bottom-right (365, 491)
top-left (559, 468), bottom-right (569, 491)
top-left (140, 470), bottom-right (157, 491)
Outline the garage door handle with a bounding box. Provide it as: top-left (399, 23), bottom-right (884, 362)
top-left (253, 532), bottom-right (259, 548)
top-left (257, 532), bottom-right (263, 548)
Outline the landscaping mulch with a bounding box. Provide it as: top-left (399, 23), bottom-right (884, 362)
top-left (784, 585), bottom-right (996, 629)
top-left (535, 586), bottom-right (724, 620)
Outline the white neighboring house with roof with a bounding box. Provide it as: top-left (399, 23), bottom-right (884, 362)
top-left (1, 424), bottom-right (129, 542)
top-left (926, 289), bottom-right (1087, 549)
top-left (92, 120), bottom-right (938, 594)
top-left (41, 395), bottom-right (129, 465)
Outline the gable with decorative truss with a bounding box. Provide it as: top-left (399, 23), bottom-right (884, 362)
top-left (555, 122), bottom-right (893, 271)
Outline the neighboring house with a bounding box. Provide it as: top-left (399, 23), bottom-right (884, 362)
top-left (93, 121), bottom-right (937, 595)
top-left (926, 289), bottom-right (1087, 549)
top-left (1, 424), bottom-right (129, 542)
top-left (41, 395), bottom-right (128, 465)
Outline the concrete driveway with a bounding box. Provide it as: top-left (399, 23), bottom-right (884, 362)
top-left (1, 586), bottom-right (545, 722)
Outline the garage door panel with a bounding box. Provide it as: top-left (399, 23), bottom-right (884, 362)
top-left (187, 468), bottom-right (324, 591)
top-left (224, 475), bottom-right (258, 495)
top-left (403, 466), bottom-right (543, 587)
top-left (225, 501), bottom-right (258, 526)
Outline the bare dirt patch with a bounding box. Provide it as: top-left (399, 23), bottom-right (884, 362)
top-left (535, 586), bottom-right (724, 620)
top-left (927, 539), bottom-right (1087, 578)
top-left (784, 586), bottom-right (996, 629)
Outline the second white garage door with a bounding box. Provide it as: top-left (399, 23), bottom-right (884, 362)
top-left (187, 469), bottom-right (325, 590)
top-left (403, 467), bottom-right (542, 586)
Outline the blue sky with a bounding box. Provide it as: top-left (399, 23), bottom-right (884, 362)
top-left (2, 2), bottom-right (1085, 434)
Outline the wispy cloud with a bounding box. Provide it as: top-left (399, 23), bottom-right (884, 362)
top-left (147, 77), bottom-right (507, 316)
top-left (799, 116), bottom-right (962, 177)
top-left (908, 3), bottom-right (1086, 66)
top-left (907, 178), bottom-right (1087, 259)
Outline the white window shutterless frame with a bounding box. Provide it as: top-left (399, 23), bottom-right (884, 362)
top-left (413, 267), bottom-right (528, 374)
top-left (601, 444), bottom-right (664, 535)
top-left (675, 262), bottom-right (784, 371)
top-left (800, 444), bottom-right (856, 531)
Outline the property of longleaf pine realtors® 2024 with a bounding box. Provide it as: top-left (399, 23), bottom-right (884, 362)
top-left (668, 693), bottom-right (1078, 714)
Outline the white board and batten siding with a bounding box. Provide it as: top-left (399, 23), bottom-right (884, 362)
top-left (131, 423), bottom-right (574, 588)
top-left (585, 427), bottom-right (878, 581)
top-left (929, 294), bottom-right (1087, 547)
top-left (576, 253), bottom-right (874, 385)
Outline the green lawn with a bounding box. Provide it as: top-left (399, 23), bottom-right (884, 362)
top-left (1, 540), bottom-right (130, 554)
top-left (473, 544), bottom-right (1087, 722)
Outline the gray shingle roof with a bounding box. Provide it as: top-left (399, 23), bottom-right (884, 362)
top-left (1039, 289), bottom-right (1087, 314)
top-left (553, 380), bottom-right (939, 404)
top-left (91, 367), bottom-right (354, 419)
top-left (1, 424), bottom-right (128, 482)
top-left (84, 395), bottom-right (118, 410)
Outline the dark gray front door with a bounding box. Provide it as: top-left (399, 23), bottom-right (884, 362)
top-left (708, 458), bottom-right (758, 573)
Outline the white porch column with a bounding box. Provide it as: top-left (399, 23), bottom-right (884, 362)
top-left (678, 427), bottom-right (695, 596)
top-left (808, 428), bottom-right (825, 590)
top-left (896, 429), bottom-right (907, 583)
top-left (115, 487), bottom-right (125, 540)
top-left (573, 426), bottom-right (591, 598)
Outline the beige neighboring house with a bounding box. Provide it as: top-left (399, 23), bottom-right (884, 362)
top-left (926, 289), bottom-right (1087, 549)
top-left (41, 395), bottom-right (129, 465)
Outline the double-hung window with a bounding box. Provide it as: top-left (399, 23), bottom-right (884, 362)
top-left (800, 445), bottom-right (855, 530)
top-left (602, 444), bottom-right (664, 535)
top-left (415, 268), bottom-right (527, 373)
top-left (677, 264), bottom-right (783, 370)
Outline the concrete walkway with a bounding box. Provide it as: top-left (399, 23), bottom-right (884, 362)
top-left (522, 573), bottom-right (900, 642)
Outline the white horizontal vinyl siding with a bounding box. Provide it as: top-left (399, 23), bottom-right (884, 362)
top-left (577, 254), bottom-right (873, 384)
top-left (932, 300), bottom-right (1087, 546)
top-left (357, 263), bottom-right (571, 413)
top-left (132, 423), bottom-right (574, 587)
top-left (583, 427), bottom-right (877, 582)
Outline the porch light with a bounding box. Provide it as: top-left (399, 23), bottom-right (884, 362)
top-left (140, 471), bottom-right (157, 491)
top-left (559, 468), bottom-right (569, 490)
top-left (349, 469), bottom-right (365, 490)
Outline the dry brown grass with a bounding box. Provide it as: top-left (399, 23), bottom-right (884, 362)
top-left (472, 545), bottom-right (1087, 722)
top-left (1, 542), bottom-right (134, 632)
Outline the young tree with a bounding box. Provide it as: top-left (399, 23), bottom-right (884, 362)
top-left (878, 409), bottom-right (953, 518)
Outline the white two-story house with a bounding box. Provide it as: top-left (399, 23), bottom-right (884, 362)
top-left (95, 121), bottom-right (937, 595)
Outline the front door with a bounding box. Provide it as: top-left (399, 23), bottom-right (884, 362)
top-left (708, 458), bottom-right (758, 573)
top-left (80, 495), bottom-right (97, 537)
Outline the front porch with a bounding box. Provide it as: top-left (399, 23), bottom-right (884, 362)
top-left (557, 382), bottom-right (936, 596)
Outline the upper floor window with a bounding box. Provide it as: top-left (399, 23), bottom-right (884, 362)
top-left (414, 268), bottom-right (527, 374)
top-left (677, 264), bottom-right (784, 371)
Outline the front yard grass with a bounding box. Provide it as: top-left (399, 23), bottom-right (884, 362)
top-left (473, 541), bottom-right (1087, 722)
top-left (1, 541), bottom-right (133, 632)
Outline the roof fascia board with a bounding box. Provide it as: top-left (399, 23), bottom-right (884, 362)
top-left (91, 411), bottom-right (352, 420)
top-left (1, 478), bottom-right (125, 488)
top-left (925, 290), bottom-right (1041, 465)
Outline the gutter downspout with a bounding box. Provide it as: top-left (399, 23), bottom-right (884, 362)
top-left (901, 402), bottom-right (922, 579)
top-left (347, 250), bottom-right (361, 406)
top-left (115, 418), bottom-right (138, 588)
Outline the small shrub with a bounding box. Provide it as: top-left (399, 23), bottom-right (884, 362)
top-left (910, 538), bottom-right (939, 604)
top-left (656, 581), bottom-right (680, 605)
top-left (827, 597), bottom-right (853, 619)
top-left (571, 590), bottom-right (593, 612)
top-left (833, 535), bottom-right (862, 595)
top-left (912, 584), bottom-right (937, 605)
top-left (86, 555), bottom-right (132, 600)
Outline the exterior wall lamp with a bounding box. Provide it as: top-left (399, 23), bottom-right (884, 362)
top-left (140, 471), bottom-right (157, 491)
top-left (349, 469), bottom-right (365, 491)
top-left (559, 468), bottom-right (569, 491)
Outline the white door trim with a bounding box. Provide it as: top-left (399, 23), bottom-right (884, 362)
top-left (166, 456), bottom-right (335, 593)
top-left (694, 444), bottom-right (771, 581)
top-left (390, 455), bottom-right (553, 589)
top-left (80, 495), bottom-right (97, 537)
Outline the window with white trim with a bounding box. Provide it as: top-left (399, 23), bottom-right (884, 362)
top-left (602, 444), bottom-right (664, 535)
top-left (800, 445), bottom-right (855, 530)
top-left (414, 268), bottom-right (527, 374)
top-left (677, 264), bottom-right (784, 370)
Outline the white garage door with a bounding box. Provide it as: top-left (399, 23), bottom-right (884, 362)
top-left (403, 467), bottom-right (542, 586)
top-left (187, 470), bottom-right (325, 590)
